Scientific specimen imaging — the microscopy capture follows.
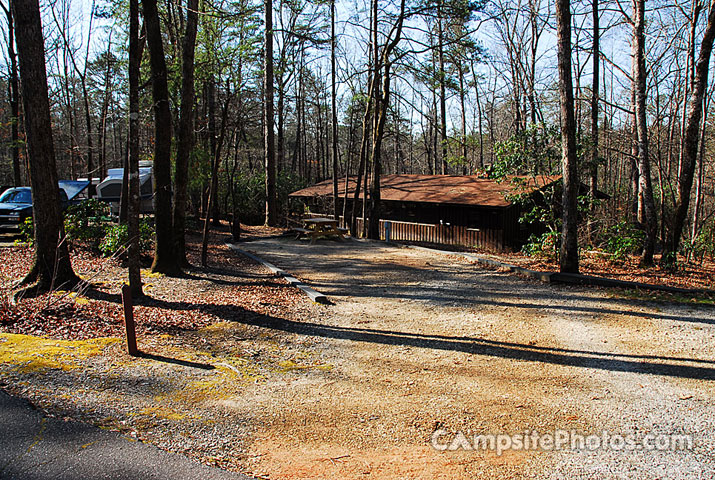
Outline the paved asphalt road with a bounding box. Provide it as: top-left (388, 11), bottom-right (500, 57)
top-left (0, 391), bottom-right (252, 480)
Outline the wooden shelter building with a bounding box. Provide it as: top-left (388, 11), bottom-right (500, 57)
top-left (289, 174), bottom-right (561, 252)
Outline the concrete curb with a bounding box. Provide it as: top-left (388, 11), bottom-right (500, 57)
top-left (235, 232), bottom-right (295, 243)
top-left (403, 244), bottom-right (711, 296)
top-left (225, 242), bottom-right (330, 304)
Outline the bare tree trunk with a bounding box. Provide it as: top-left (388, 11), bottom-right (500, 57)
top-left (469, 55), bottom-right (484, 169)
top-left (1, 5), bottom-right (21, 186)
top-left (437, 7), bottom-right (448, 175)
top-left (629, 86), bottom-right (639, 223)
top-left (458, 62), bottom-right (468, 175)
top-left (79, 2), bottom-right (96, 196)
top-left (678, 0), bottom-right (701, 178)
top-left (97, 35), bottom-right (114, 181)
top-left (173, 0), bottom-right (198, 267)
top-left (58, 36), bottom-right (78, 181)
top-left (690, 104), bottom-right (707, 248)
top-left (556, 0), bottom-right (579, 273)
top-left (350, 97), bottom-right (371, 236)
top-left (201, 91), bottom-right (231, 266)
top-left (528, 0), bottom-right (540, 125)
top-left (350, 7), bottom-right (376, 237)
top-left (143, 0), bottom-right (179, 275)
top-left (587, 0), bottom-right (599, 243)
top-left (264, 0), bottom-right (277, 226)
top-left (331, 0), bottom-right (339, 220)
top-left (120, 25), bottom-right (145, 225)
top-left (664, 1), bottom-right (715, 264)
top-left (277, 82), bottom-right (285, 175)
top-left (367, 0), bottom-right (405, 240)
top-left (208, 78), bottom-right (221, 227)
top-left (127, 0), bottom-right (142, 297)
top-left (13, 0), bottom-right (77, 289)
top-left (316, 84), bottom-right (325, 181)
top-left (292, 61), bottom-right (302, 175)
top-left (342, 104), bottom-right (355, 225)
top-left (632, 0), bottom-right (657, 265)
top-left (120, 143), bottom-right (129, 224)
top-left (301, 71), bottom-right (307, 180)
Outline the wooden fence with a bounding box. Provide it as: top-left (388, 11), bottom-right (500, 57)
top-left (303, 213), bottom-right (507, 251)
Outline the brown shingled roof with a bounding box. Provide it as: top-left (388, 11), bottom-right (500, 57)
top-left (289, 174), bottom-right (561, 208)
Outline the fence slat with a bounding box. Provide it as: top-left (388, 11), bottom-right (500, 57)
top-left (314, 216), bottom-right (506, 250)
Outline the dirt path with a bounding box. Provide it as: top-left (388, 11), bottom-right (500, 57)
top-left (239, 237), bottom-right (715, 479)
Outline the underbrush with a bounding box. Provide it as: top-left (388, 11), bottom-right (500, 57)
top-left (18, 199), bottom-right (154, 258)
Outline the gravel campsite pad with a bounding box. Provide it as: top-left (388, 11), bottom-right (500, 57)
top-left (2, 233), bottom-right (715, 479)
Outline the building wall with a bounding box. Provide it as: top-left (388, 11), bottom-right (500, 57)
top-left (303, 198), bottom-right (531, 252)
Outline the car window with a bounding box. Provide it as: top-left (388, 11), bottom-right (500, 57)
top-left (0, 189), bottom-right (31, 203)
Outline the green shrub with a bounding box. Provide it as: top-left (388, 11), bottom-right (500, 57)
top-left (684, 227), bottom-right (715, 263)
top-left (602, 222), bottom-right (644, 261)
top-left (229, 171), bottom-right (307, 225)
top-left (15, 217), bottom-right (34, 245)
top-left (491, 124), bottom-right (561, 179)
top-left (64, 199), bottom-right (110, 245)
top-left (99, 220), bottom-right (154, 257)
top-left (521, 231), bottom-right (560, 259)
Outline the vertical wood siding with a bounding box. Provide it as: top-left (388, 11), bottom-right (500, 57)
top-left (304, 212), bottom-right (510, 251)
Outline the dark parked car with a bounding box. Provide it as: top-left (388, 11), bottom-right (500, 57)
top-left (0, 187), bottom-right (69, 229)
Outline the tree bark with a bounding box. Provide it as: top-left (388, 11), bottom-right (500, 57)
top-left (13, 0), bottom-right (77, 289)
top-left (629, 86), bottom-right (639, 222)
top-left (632, 0), bottom-right (657, 266)
top-left (331, 0), bottom-right (339, 220)
top-left (97, 38), bottom-right (113, 181)
top-left (127, 0), bottom-right (142, 297)
top-left (350, 83), bottom-right (373, 236)
top-left (367, 0), bottom-right (405, 240)
top-left (469, 55), bottom-right (484, 169)
top-left (437, 7), bottom-right (448, 175)
top-left (208, 78), bottom-right (221, 226)
top-left (143, 0), bottom-right (180, 275)
top-left (664, 1), bottom-right (715, 264)
top-left (556, 0), bottom-right (579, 273)
top-left (173, 0), bottom-right (199, 267)
top-left (120, 145), bottom-right (129, 224)
top-left (2, 5), bottom-right (21, 186)
top-left (201, 91), bottom-right (232, 266)
top-left (587, 0), bottom-right (599, 243)
top-left (350, 5), bottom-right (377, 237)
top-left (458, 61), bottom-right (468, 175)
top-left (264, 0), bottom-right (277, 226)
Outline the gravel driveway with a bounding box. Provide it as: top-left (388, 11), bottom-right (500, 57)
top-left (240, 237), bottom-right (715, 479)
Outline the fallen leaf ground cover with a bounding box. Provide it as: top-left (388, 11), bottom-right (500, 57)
top-left (402, 241), bottom-right (715, 293)
top-left (499, 250), bottom-right (715, 291)
top-left (0, 224), bottom-right (296, 340)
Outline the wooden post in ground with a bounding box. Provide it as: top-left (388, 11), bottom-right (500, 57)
top-left (121, 284), bottom-right (139, 356)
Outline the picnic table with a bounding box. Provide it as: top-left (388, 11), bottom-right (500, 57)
top-left (293, 217), bottom-right (348, 244)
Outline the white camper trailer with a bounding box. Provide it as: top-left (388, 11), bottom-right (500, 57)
top-left (96, 161), bottom-right (154, 215)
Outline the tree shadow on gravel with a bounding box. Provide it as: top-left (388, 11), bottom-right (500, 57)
top-left (305, 280), bottom-right (715, 325)
top-left (120, 295), bottom-right (715, 381)
top-left (136, 352), bottom-right (215, 370)
top-left (182, 265), bottom-right (279, 282)
top-left (76, 244), bottom-right (715, 382)
top-left (241, 244), bottom-right (715, 325)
